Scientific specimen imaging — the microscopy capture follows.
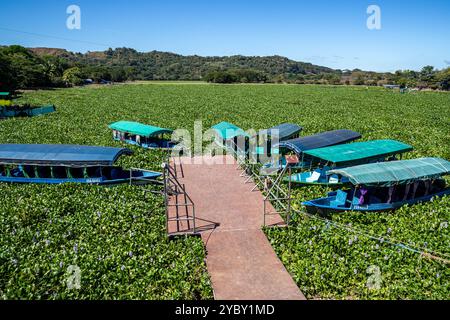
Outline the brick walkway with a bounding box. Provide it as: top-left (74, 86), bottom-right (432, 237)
top-left (168, 155), bottom-right (305, 300)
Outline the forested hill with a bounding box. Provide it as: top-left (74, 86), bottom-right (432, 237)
top-left (1, 45), bottom-right (449, 90)
top-left (29, 47), bottom-right (336, 80)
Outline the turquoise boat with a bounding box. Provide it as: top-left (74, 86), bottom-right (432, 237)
top-left (109, 121), bottom-right (177, 149)
top-left (211, 121), bottom-right (251, 155)
top-left (302, 157), bottom-right (450, 213)
top-left (286, 139), bottom-right (413, 186)
top-left (260, 129), bottom-right (362, 174)
top-left (0, 92), bottom-right (56, 118)
top-left (0, 105), bottom-right (56, 118)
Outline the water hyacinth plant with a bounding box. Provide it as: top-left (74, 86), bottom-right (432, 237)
top-left (0, 83), bottom-right (449, 299)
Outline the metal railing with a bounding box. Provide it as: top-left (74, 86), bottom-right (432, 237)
top-left (162, 153), bottom-right (198, 237)
top-left (224, 139), bottom-right (293, 227)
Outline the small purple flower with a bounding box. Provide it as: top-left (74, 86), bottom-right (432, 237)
top-left (59, 261), bottom-right (64, 268)
top-left (436, 273), bottom-right (440, 278)
top-left (73, 244), bottom-right (78, 253)
top-left (12, 259), bottom-right (18, 266)
top-left (387, 228), bottom-right (392, 234)
top-left (129, 251), bottom-right (133, 258)
top-left (121, 265), bottom-right (125, 271)
top-left (97, 211), bottom-right (101, 218)
top-left (45, 240), bottom-right (50, 246)
top-left (348, 239), bottom-right (353, 245)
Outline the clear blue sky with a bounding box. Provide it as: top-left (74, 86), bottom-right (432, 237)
top-left (1, 0), bottom-right (449, 72)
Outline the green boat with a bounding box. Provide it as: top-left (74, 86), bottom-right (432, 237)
top-left (285, 139), bottom-right (413, 186)
top-left (110, 120), bottom-right (177, 149)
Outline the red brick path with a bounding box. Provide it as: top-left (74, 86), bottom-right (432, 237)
top-left (168, 155), bottom-right (305, 300)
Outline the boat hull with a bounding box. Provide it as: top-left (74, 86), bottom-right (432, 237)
top-left (114, 137), bottom-right (177, 150)
top-left (302, 188), bottom-right (450, 213)
top-left (0, 170), bottom-right (161, 185)
top-left (0, 105), bottom-right (56, 118)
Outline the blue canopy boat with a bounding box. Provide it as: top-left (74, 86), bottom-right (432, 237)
top-left (302, 157), bottom-right (450, 213)
top-left (260, 129), bottom-right (362, 174)
top-left (0, 92), bottom-right (56, 118)
top-left (109, 121), bottom-right (177, 149)
top-left (286, 139), bottom-right (413, 186)
top-left (0, 144), bottom-right (161, 185)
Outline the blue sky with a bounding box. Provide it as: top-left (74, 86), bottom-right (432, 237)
top-left (0, 0), bottom-right (449, 72)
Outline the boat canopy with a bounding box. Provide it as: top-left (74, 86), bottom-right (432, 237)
top-left (327, 157), bottom-right (450, 187)
top-left (303, 140), bottom-right (413, 166)
top-left (256, 123), bottom-right (303, 141)
top-left (274, 129), bottom-right (361, 155)
top-left (0, 92), bottom-right (11, 96)
top-left (211, 121), bottom-right (250, 140)
top-left (0, 144), bottom-right (132, 166)
top-left (109, 121), bottom-right (173, 138)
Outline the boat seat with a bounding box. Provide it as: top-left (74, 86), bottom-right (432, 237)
top-left (331, 189), bottom-right (348, 207)
top-left (328, 174), bottom-right (339, 184)
top-left (306, 170), bottom-right (321, 182)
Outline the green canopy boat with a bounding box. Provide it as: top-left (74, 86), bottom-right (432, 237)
top-left (109, 121), bottom-right (176, 149)
top-left (286, 139), bottom-right (413, 186)
top-left (303, 157), bottom-right (450, 213)
top-left (211, 121), bottom-right (250, 154)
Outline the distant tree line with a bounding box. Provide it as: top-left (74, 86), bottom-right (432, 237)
top-left (204, 69), bottom-right (268, 83)
top-left (0, 45), bottom-right (449, 91)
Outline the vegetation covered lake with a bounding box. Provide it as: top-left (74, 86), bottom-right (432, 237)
top-left (0, 83), bottom-right (449, 299)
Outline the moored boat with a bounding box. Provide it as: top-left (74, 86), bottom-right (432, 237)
top-left (260, 129), bottom-right (362, 174)
top-left (0, 104), bottom-right (56, 118)
top-left (109, 120), bottom-right (177, 149)
top-left (302, 157), bottom-right (450, 213)
top-left (0, 92), bottom-right (56, 118)
top-left (0, 144), bottom-right (161, 185)
top-left (285, 139), bottom-right (413, 186)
